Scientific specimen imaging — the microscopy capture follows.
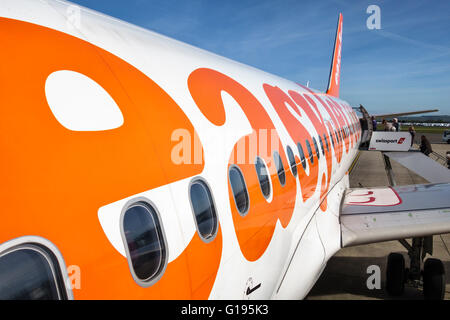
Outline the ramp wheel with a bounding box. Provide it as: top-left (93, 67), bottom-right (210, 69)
top-left (386, 253), bottom-right (406, 296)
top-left (423, 258), bottom-right (445, 300)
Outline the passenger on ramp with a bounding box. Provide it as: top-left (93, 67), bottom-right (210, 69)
top-left (420, 135), bottom-right (433, 156)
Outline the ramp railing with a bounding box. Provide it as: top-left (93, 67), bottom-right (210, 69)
top-left (412, 143), bottom-right (448, 168)
top-left (429, 151), bottom-right (448, 167)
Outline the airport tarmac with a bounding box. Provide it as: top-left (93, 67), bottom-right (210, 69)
top-left (308, 143), bottom-right (450, 300)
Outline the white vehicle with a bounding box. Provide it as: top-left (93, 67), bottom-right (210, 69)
top-left (443, 130), bottom-right (450, 143)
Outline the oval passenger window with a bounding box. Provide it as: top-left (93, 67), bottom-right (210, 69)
top-left (313, 137), bottom-right (320, 159)
top-left (122, 202), bottom-right (166, 285)
top-left (323, 134), bottom-right (329, 152)
top-left (273, 151), bottom-right (286, 186)
top-left (318, 136), bottom-right (325, 155)
top-left (0, 247), bottom-right (61, 300)
top-left (189, 179), bottom-right (218, 241)
top-left (286, 146), bottom-right (297, 177)
top-left (297, 142), bottom-right (307, 169)
top-left (229, 166), bottom-right (250, 215)
top-left (255, 157), bottom-right (271, 199)
top-left (330, 131), bottom-right (335, 148)
top-left (306, 139), bottom-right (314, 164)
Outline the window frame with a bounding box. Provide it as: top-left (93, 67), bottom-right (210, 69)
top-left (323, 134), bottom-right (329, 152)
top-left (273, 151), bottom-right (286, 187)
top-left (188, 177), bottom-right (219, 243)
top-left (297, 142), bottom-right (307, 170)
top-left (254, 156), bottom-right (272, 200)
top-left (228, 164), bottom-right (250, 217)
top-left (318, 135), bottom-right (325, 156)
top-left (120, 198), bottom-right (168, 288)
top-left (306, 139), bottom-right (314, 164)
top-left (286, 145), bottom-right (297, 177)
top-left (0, 236), bottom-right (73, 300)
top-left (312, 137), bottom-right (320, 159)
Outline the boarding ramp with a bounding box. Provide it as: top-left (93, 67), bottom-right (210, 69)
top-left (428, 151), bottom-right (448, 167)
top-left (366, 131), bottom-right (450, 184)
top-left (383, 151), bottom-right (450, 184)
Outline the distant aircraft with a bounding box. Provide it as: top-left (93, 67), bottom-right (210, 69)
top-left (1, 0), bottom-right (449, 300)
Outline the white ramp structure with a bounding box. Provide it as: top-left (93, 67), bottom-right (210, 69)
top-left (384, 151), bottom-right (450, 184)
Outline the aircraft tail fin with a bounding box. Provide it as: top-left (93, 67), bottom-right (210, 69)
top-left (326, 13), bottom-right (343, 98)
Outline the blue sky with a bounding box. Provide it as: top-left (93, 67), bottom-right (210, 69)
top-left (69, 0), bottom-right (450, 115)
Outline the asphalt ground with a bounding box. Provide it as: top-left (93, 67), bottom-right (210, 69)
top-left (307, 143), bottom-right (450, 300)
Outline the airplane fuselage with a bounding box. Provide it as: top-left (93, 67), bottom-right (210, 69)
top-left (0, 0), bottom-right (361, 299)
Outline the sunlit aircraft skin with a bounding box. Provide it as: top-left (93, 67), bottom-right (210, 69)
top-left (0, 1), bottom-right (363, 299)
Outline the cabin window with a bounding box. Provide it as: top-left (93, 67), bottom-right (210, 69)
top-left (0, 244), bottom-right (66, 300)
top-left (273, 151), bottom-right (286, 186)
top-left (297, 142), bottom-right (307, 169)
top-left (189, 179), bottom-right (218, 242)
top-left (323, 134), bottom-right (330, 152)
top-left (318, 136), bottom-right (325, 156)
top-left (121, 202), bottom-right (167, 286)
top-left (306, 139), bottom-right (314, 164)
top-left (312, 137), bottom-right (320, 159)
top-left (286, 146), bottom-right (297, 177)
top-left (254, 157), bottom-right (271, 199)
top-left (229, 165), bottom-right (250, 215)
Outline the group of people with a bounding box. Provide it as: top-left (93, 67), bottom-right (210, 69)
top-left (369, 117), bottom-right (450, 169)
top-left (375, 117), bottom-right (400, 132)
top-left (371, 116), bottom-right (433, 155)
